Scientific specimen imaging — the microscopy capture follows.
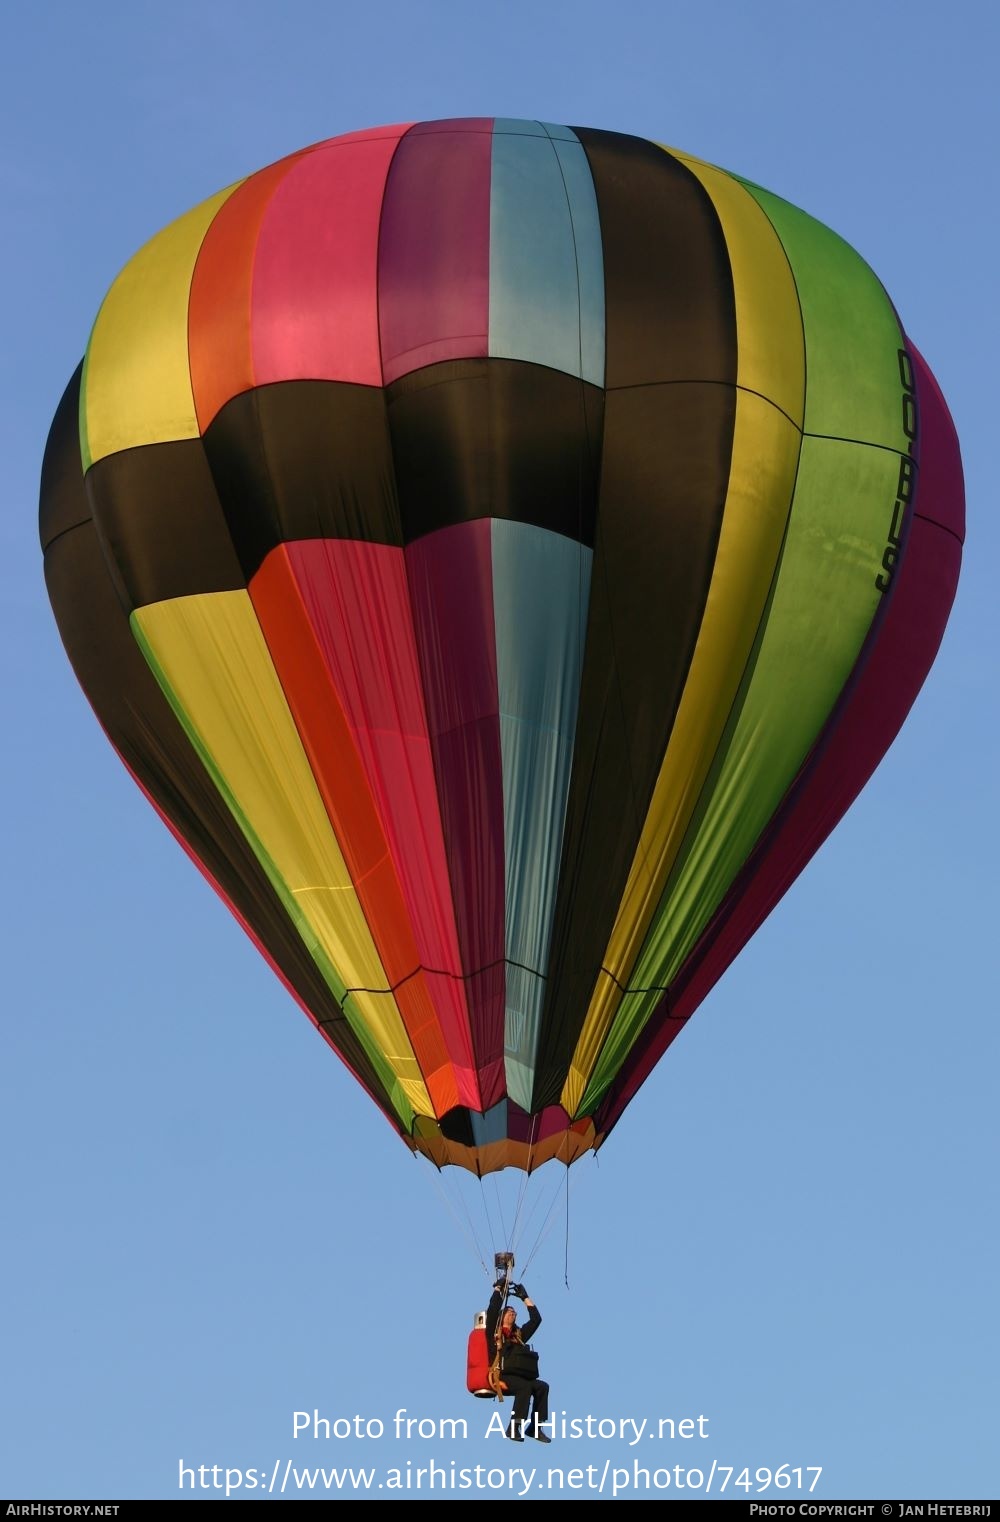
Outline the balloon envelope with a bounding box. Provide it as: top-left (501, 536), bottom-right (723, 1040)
top-left (40, 120), bottom-right (964, 1173)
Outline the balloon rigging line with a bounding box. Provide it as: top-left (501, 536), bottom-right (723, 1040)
top-left (471, 1174), bottom-right (502, 1271)
top-left (423, 1161), bottom-right (489, 1277)
top-left (513, 1170), bottom-right (562, 1270)
top-left (506, 1112), bottom-right (541, 1254)
top-left (518, 1165), bottom-right (572, 1277)
top-left (489, 1171), bottom-right (510, 1251)
top-left (564, 1164), bottom-right (570, 1290)
top-left (432, 1151), bottom-right (571, 1290)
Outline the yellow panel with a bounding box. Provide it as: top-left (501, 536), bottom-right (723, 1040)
top-left (133, 590), bottom-right (432, 1115)
top-left (82, 184), bottom-right (240, 468)
top-left (561, 394), bottom-right (802, 1116)
top-left (668, 147), bottom-right (805, 423)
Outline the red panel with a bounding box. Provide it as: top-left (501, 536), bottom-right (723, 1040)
top-left (597, 341), bottom-right (964, 1136)
top-left (250, 545), bottom-right (476, 1116)
top-left (275, 540), bottom-right (482, 1110)
top-left (250, 126), bottom-right (412, 388)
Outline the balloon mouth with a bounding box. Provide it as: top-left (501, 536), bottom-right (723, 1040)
top-left (409, 1109), bottom-right (599, 1174)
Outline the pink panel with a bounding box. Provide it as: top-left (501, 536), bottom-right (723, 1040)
top-left (597, 341), bottom-right (965, 1137)
top-left (250, 124), bottom-right (412, 387)
top-left (280, 539), bottom-right (482, 1108)
top-left (299, 121), bottom-right (413, 153)
top-left (378, 119), bottom-right (493, 385)
top-left (406, 520), bottom-right (506, 1106)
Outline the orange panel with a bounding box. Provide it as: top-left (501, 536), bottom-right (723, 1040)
top-left (250, 545), bottom-right (471, 1115)
top-left (188, 154), bottom-right (307, 432)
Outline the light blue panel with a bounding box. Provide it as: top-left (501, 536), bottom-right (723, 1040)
top-left (490, 123), bottom-right (604, 385)
top-left (548, 132), bottom-right (606, 388)
top-left (471, 1101), bottom-right (509, 1147)
top-left (492, 520), bottom-right (592, 1109)
top-left (504, 964), bottom-right (546, 1114)
top-left (539, 121), bottom-right (578, 142)
top-left (494, 117), bottom-right (548, 137)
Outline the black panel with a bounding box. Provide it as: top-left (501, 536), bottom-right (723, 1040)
top-left (438, 1106), bottom-right (476, 1147)
top-left (571, 129), bottom-right (736, 388)
top-left (39, 362), bottom-right (86, 552)
top-left (39, 372), bottom-right (404, 1134)
top-left (386, 359), bottom-right (604, 545)
top-left (203, 381), bottom-right (401, 579)
top-left (86, 438), bottom-right (245, 610)
top-left (531, 134), bottom-right (738, 1111)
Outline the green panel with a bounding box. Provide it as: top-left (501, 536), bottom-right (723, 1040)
top-left (737, 179), bottom-right (906, 450)
top-left (579, 435), bottom-right (904, 1112)
top-left (128, 612), bottom-right (416, 1130)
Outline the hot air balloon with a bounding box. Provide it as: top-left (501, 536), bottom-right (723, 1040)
top-left (39, 119), bottom-right (964, 1180)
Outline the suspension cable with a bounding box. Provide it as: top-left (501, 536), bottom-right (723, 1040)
top-left (564, 1162), bottom-right (570, 1288)
top-left (506, 1112), bottom-right (541, 1255)
top-left (422, 1160), bottom-right (490, 1277)
top-left (518, 1165), bottom-right (571, 1277)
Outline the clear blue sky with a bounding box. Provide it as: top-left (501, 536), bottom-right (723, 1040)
top-left (3, 0), bottom-right (996, 1501)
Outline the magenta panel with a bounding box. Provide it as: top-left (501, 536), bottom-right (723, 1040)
top-left (507, 1102), bottom-right (579, 1145)
top-left (405, 520), bottom-right (506, 1105)
top-left (906, 341), bottom-right (966, 543)
top-left (597, 342), bottom-right (964, 1137)
top-left (281, 539), bottom-right (479, 1095)
top-left (377, 119), bottom-right (493, 385)
top-left (250, 125), bottom-right (411, 387)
